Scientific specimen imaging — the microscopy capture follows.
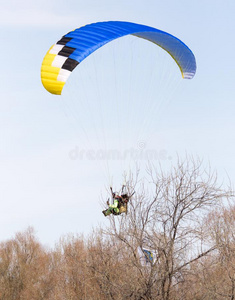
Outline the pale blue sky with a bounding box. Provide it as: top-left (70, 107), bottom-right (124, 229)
top-left (0, 0), bottom-right (235, 246)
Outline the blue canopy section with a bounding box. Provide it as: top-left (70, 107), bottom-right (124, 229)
top-left (64, 21), bottom-right (196, 79)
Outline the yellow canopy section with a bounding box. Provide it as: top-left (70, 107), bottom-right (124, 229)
top-left (41, 46), bottom-right (65, 95)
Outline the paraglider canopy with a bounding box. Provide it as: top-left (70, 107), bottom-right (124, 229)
top-left (41, 21), bottom-right (196, 95)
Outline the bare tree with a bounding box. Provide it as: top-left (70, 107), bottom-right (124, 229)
top-left (51, 234), bottom-right (89, 300)
top-left (196, 204), bottom-right (235, 299)
top-left (105, 157), bottom-right (232, 300)
top-left (0, 227), bottom-right (55, 300)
